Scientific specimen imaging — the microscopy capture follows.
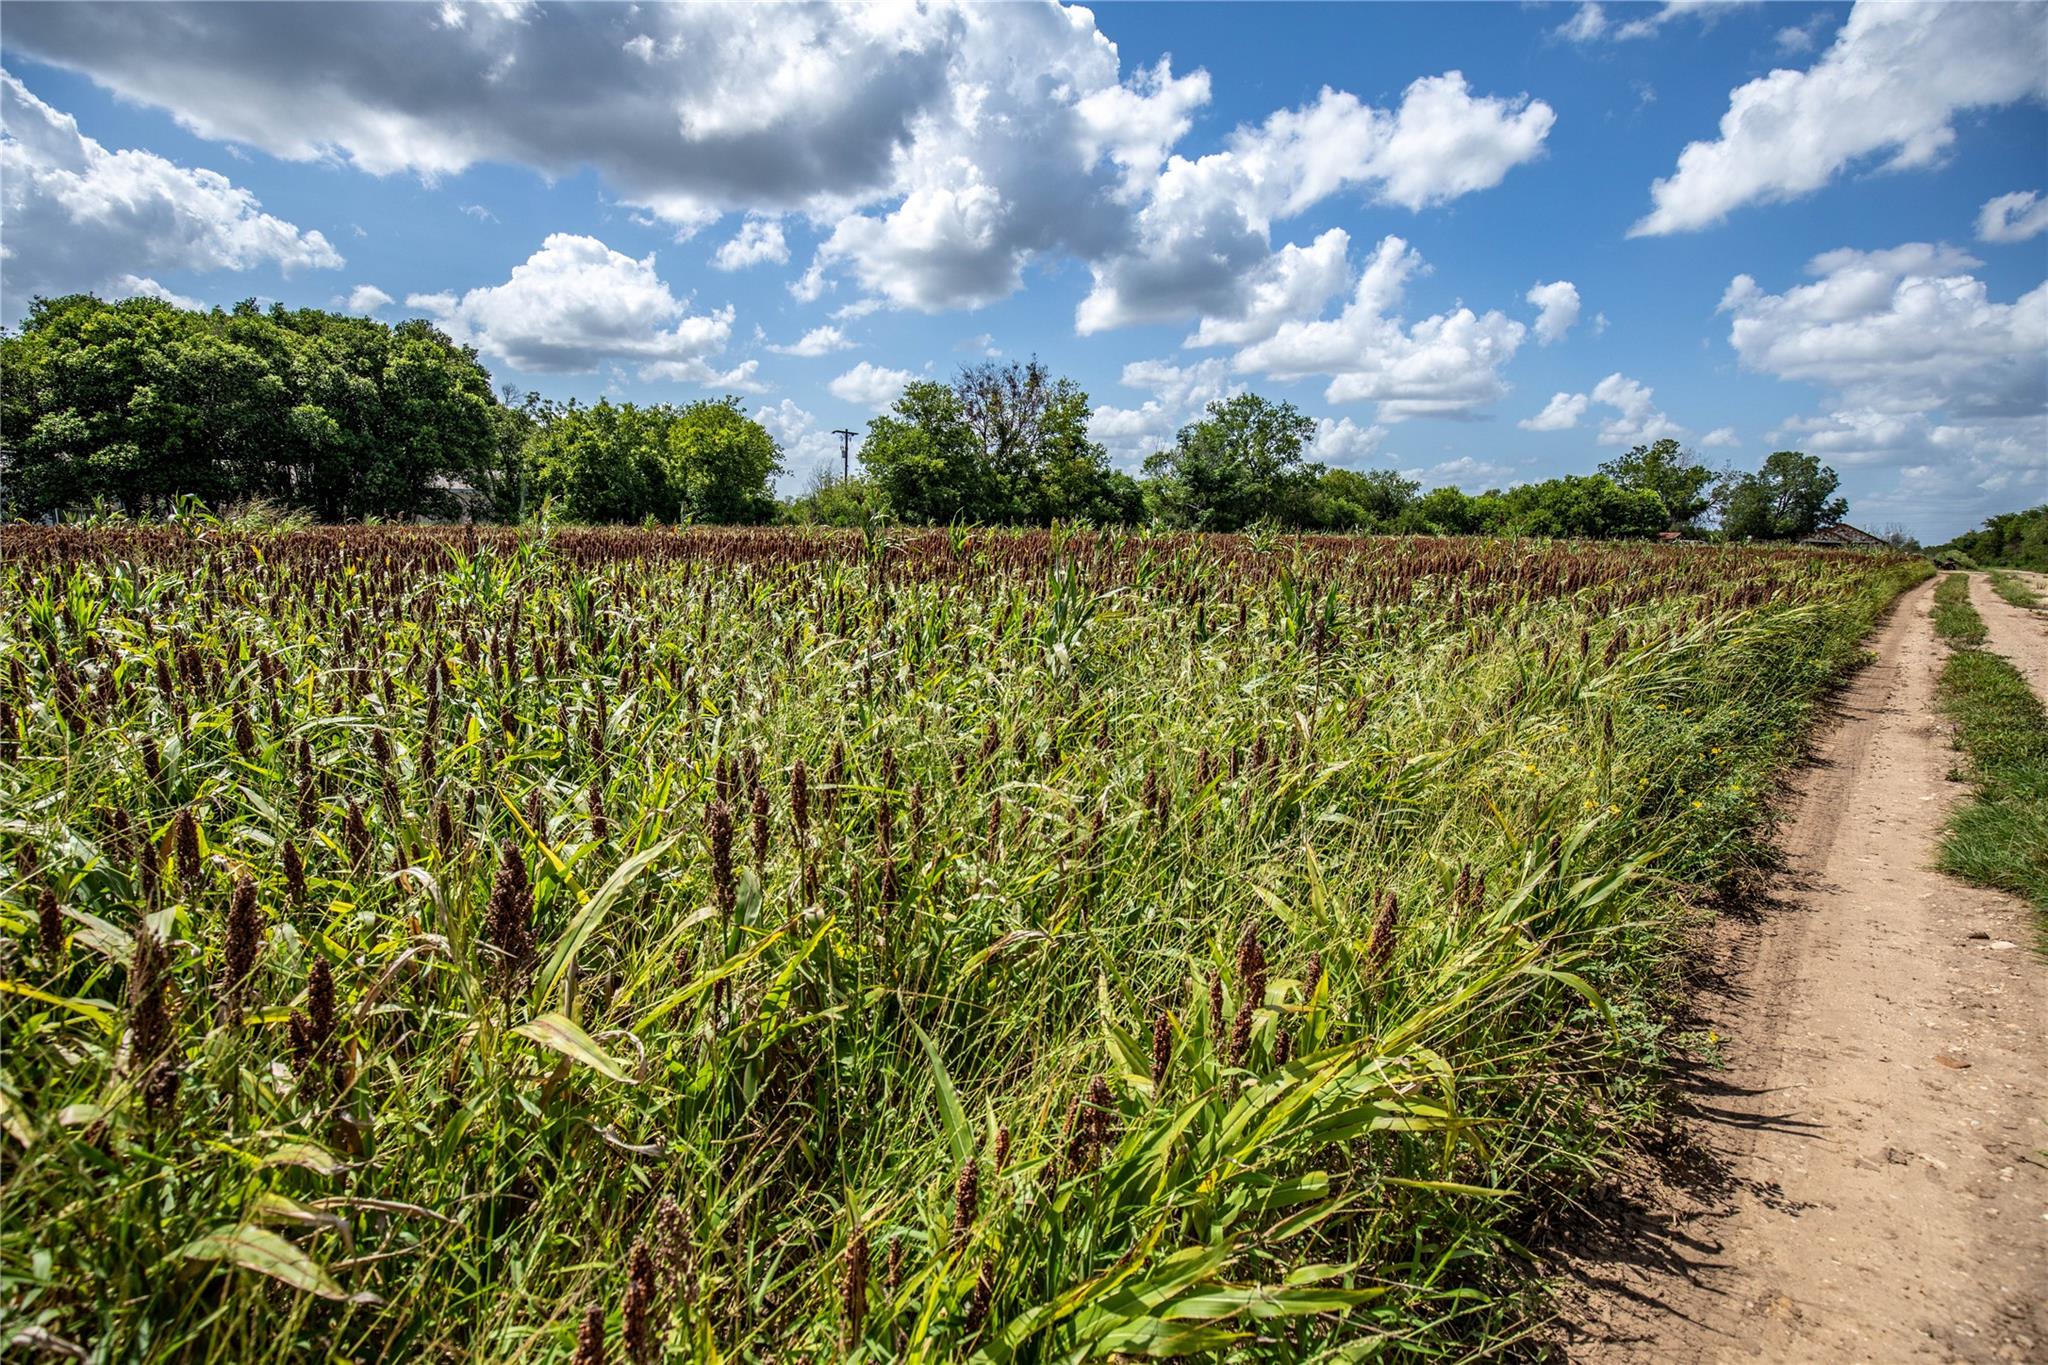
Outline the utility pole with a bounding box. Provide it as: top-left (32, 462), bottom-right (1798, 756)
top-left (832, 429), bottom-right (857, 482)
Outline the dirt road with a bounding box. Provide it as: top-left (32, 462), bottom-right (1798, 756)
top-left (1561, 577), bottom-right (2048, 1363)
top-left (1970, 572), bottom-right (2048, 700)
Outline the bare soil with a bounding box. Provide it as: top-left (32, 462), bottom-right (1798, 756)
top-left (1554, 578), bottom-right (2048, 1363)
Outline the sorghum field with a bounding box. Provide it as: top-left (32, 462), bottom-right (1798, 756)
top-left (0, 526), bottom-right (1924, 1362)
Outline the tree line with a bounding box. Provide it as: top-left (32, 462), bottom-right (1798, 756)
top-left (5, 292), bottom-right (1858, 541)
top-left (1930, 506), bottom-right (2048, 571)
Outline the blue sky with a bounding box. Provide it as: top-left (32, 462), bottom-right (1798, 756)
top-left (2, 1), bottom-right (2043, 540)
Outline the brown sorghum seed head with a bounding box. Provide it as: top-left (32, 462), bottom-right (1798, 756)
top-left (840, 1222), bottom-right (870, 1343)
top-left (137, 834), bottom-right (161, 904)
top-left (1274, 1024), bottom-right (1292, 1068)
top-left (1302, 952), bottom-right (1324, 1002)
top-left (1063, 1089), bottom-right (1100, 1175)
top-left (218, 876), bottom-right (263, 1019)
top-left (38, 887), bottom-right (64, 965)
top-left (654, 1195), bottom-right (690, 1291)
top-left (707, 799), bottom-right (734, 916)
top-left (569, 1303), bottom-right (605, 1365)
top-left (1234, 922), bottom-right (1266, 1009)
top-left (1087, 1075), bottom-right (1115, 1150)
top-left (588, 784), bottom-right (608, 843)
top-left (1228, 1002), bottom-right (1254, 1068)
top-left (282, 839), bottom-right (307, 906)
top-left (172, 807), bottom-right (203, 887)
top-left (963, 1257), bottom-right (993, 1339)
top-left (485, 842), bottom-right (536, 993)
top-left (343, 800), bottom-right (370, 870)
top-left (1151, 1010), bottom-right (1172, 1092)
top-left (290, 955), bottom-right (337, 1081)
top-left (790, 758), bottom-right (810, 835)
top-left (525, 787), bottom-right (545, 840)
top-left (1207, 970), bottom-right (1224, 1038)
top-left (621, 1240), bottom-right (656, 1365)
top-left (886, 1236), bottom-right (904, 1293)
top-left (1367, 891), bottom-right (1399, 977)
top-left (127, 925), bottom-right (178, 1113)
top-left (994, 1125), bottom-right (1012, 1173)
top-left (951, 1156), bottom-right (980, 1246)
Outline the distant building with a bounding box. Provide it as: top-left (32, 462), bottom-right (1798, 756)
top-left (1798, 523), bottom-right (1889, 549)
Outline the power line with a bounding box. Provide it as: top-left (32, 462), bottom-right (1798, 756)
top-left (832, 429), bottom-right (857, 482)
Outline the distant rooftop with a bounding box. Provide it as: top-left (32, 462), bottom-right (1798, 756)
top-left (1798, 523), bottom-right (1889, 548)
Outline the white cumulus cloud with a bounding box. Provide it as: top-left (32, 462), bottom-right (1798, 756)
top-left (827, 360), bottom-right (918, 407)
top-left (1089, 358), bottom-right (1241, 467)
top-left (1527, 279), bottom-right (1581, 345)
top-left (1977, 190), bottom-right (2048, 244)
top-left (1228, 236), bottom-right (1528, 422)
top-left (767, 325), bottom-right (855, 357)
top-left (1076, 73), bottom-right (1552, 334)
top-left (1718, 241), bottom-right (2047, 526)
top-left (713, 217), bottom-right (789, 271)
top-left (345, 284), bottom-right (394, 313)
top-left (1589, 373), bottom-right (1684, 446)
top-left (1312, 416), bottom-right (1389, 465)
top-left (1518, 391), bottom-right (1590, 432)
top-left (1185, 228), bottom-right (1352, 349)
top-left (1633, 2), bottom-right (2048, 236)
top-left (406, 233), bottom-right (750, 387)
top-left (0, 70), bottom-right (342, 315)
top-left (114, 274), bottom-right (203, 310)
top-left (5, 4), bottom-right (1554, 326)
top-left (1720, 242), bottom-right (2047, 418)
top-left (1559, 1), bottom-right (1755, 45)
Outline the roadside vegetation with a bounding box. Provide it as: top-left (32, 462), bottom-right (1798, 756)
top-left (0, 524), bottom-right (1922, 1360)
top-left (1934, 649), bottom-right (2048, 919)
top-left (1927, 572), bottom-right (2048, 922)
top-left (1987, 570), bottom-right (2041, 610)
top-left (1931, 572), bottom-right (1987, 646)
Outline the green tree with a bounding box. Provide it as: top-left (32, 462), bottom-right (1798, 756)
top-left (523, 399), bottom-right (668, 524)
top-left (1308, 467), bottom-right (1419, 531)
top-left (1934, 505), bottom-right (2048, 570)
top-left (1142, 393), bottom-right (1319, 531)
top-left (1497, 474), bottom-right (1667, 539)
top-left (1399, 485), bottom-right (1486, 535)
top-left (1717, 450), bottom-right (1848, 540)
top-left (1598, 438), bottom-right (1713, 527)
top-left (858, 381), bottom-right (988, 524)
top-left (784, 468), bottom-right (891, 527)
top-left (1, 293), bottom-right (497, 520)
top-left (856, 359), bottom-right (1134, 525)
top-left (662, 397), bottom-right (782, 523)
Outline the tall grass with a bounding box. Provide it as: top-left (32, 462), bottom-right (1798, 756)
top-left (1986, 569), bottom-right (2041, 610)
top-left (0, 526), bottom-right (1924, 1361)
top-left (1932, 571), bottom-right (1988, 645)
top-left (1934, 651), bottom-right (2048, 920)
